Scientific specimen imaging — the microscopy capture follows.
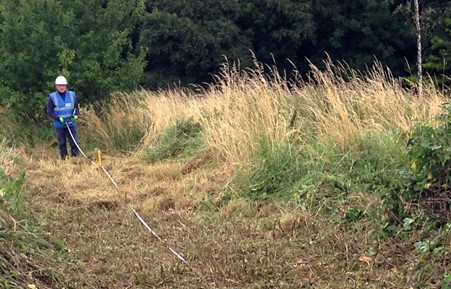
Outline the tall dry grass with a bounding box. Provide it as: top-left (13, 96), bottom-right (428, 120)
top-left (200, 58), bottom-right (445, 157)
top-left (81, 93), bottom-right (151, 151)
top-left (82, 59), bottom-right (446, 163)
top-left (0, 138), bottom-right (19, 176)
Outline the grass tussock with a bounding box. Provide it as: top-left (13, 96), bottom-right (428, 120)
top-left (81, 94), bottom-right (151, 152)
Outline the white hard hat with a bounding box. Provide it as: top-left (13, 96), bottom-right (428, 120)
top-left (55, 75), bottom-right (68, 85)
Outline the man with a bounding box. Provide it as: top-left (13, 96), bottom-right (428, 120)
top-left (47, 75), bottom-right (80, 160)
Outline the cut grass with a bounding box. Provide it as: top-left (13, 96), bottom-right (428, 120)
top-left (15, 151), bottom-right (447, 288)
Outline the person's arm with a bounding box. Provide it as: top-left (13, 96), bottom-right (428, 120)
top-left (74, 93), bottom-right (80, 116)
top-left (47, 97), bottom-right (59, 120)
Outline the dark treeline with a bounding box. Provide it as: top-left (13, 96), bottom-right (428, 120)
top-left (0, 0), bottom-right (450, 120)
top-left (141, 0), bottom-right (451, 89)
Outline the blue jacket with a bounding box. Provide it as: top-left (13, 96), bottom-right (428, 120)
top-left (48, 91), bottom-right (78, 128)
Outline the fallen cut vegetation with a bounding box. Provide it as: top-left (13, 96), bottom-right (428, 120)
top-left (1, 59), bottom-right (449, 288)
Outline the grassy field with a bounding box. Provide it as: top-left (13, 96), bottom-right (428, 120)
top-left (1, 60), bottom-right (449, 288)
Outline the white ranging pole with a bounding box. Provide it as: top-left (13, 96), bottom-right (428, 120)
top-left (65, 122), bottom-right (188, 264)
top-left (66, 122), bottom-right (90, 160)
top-left (132, 208), bottom-right (188, 264)
top-left (414, 0), bottom-right (423, 97)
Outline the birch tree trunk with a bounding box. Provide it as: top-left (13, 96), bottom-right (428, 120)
top-left (413, 0), bottom-right (423, 97)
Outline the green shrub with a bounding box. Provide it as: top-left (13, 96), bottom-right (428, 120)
top-left (144, 118), bottom-right (204, 163)
top-left (408, 103), bottom-right (450, 193)
top-left (404, 102), bottom-right (450, 221)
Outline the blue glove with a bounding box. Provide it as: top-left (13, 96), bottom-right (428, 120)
top-left (71, 115), bottom-right (79, 122)
top-left (59, 117), bottom-right (65, 124)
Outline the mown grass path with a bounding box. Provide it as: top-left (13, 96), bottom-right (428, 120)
top-left (23, 153), bottom-right (435, 288)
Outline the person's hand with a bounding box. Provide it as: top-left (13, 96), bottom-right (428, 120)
top-left (71, 115), bottom-right (78, 122)
top-left (59, 117), bottom-right (65, 124)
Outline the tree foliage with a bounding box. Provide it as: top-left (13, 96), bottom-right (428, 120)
top-left (0, 1), bottom-right (62, 121)
top-left (236, 0), bottom-right (316, 72)
top-left (140, 0), bottom-right (418, 84)
top-left (140, 0), bottom-right (252, 88)
top-left (424, 17), bottom-right (451, 89)
top-left (390, 0), bottom-right (451, 88)
top-left (309, 0), bottom-right (415, 73)
top-left (0, 0), bottom-right (146, 120)
top-left (0, 0), bottom-right (450, 121)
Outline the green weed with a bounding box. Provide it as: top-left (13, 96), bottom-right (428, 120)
top-left (385, 102), bottom-right (450, 227)
top-left (0, 171), bottom-right (25, 217)
top-left (144, 118), bottom-right (204, 163)
top-left (0, 167), bottom-right (72, 288)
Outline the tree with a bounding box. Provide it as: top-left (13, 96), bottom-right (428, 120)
top-left (424, 16), bottom-right (451, 90)
top-left (0, 0), bottom-right (147, 120)
top-left (236, 0), bottom-right (316, 73)
top-left (65, 0), bottom-right (147, 111)
top-left (309, 0), bottom-right (415, 75)
top-left (140, 0), bottom-right (252, 88)
top-left (392, 0), bottom-right (451, 92)
top-left (0, 0), bottom-right (64, 121)
top-left (414, 0), bottom-right (423, 96)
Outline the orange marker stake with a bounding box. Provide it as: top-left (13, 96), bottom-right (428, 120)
top-left (97, 150), bottom-right (102, 166)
